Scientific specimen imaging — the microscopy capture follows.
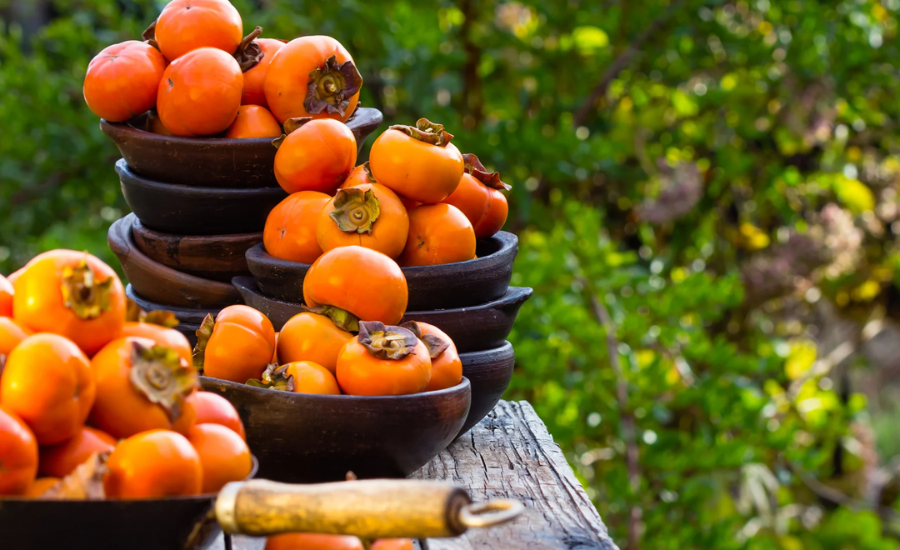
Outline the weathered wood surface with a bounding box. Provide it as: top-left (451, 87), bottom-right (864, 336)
top-left (220, 401), bottom-right (617, 550)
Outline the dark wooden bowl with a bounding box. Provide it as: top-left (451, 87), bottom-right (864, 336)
top-left (131, 216), bottom-right (261, 282)
top-left (246, 231), bottom-right (518, 309)
top-left (100, 107), bottom-right (384, 188)
top-left (117, 159), bottom-right (288, 236)
top-left (125, 285), bottom-right (219, 346)
top-left (232, 276), bottom-right (532, 353)
top-left (199, 377), bottom-right (471, 483)
top-left (110, 216), bottom-right (242, 309)
top-left (459, 341), bottom-right (515, 437)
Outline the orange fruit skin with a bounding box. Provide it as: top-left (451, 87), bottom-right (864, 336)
top-left (443, 172), bottom-right (509, 238)
top-left (38, 426), bottom-right (117, 478)
top-left (277, 313), bottom-right (352, 374)
top-left (242, 38), bottom-right (285, 109)
top-left (23, 477), bottom-right (60, 498)
top-left (336, 338), bottom-right (432, 396)
top-left (121, 322), bottom-right (192, 365)
top-left (399, 204), bottom-right (477, 267)
top-left (0, 334), bottom-right (95, 445)
top-left (83, 41), bottom-right (167, 122)
top-left (189, 391), bottom-right (246, 440)
top-left (147, 109), bottom-right (175, 135)
top-left (0, 406), bottom-right (38, 496)
top-left (264, 191), bottom-right (330, 264)
top-left (339, 164), bottom-right (376, 189)
top-left (103, 429), bottom-right (203, 499)
top-left (282, 362), bottom-right (341, 395)
top-left (155, 0), bottom-right (243, 61)
top-left (418, 323), bottom-right (463, 392)
top-left (226, 105), bottom-right (284, 139)
top-left (266, 533), bottom-right (364, 550)
top-left (204, 305), bottom-right (276, 383)
top-left (274, 119), bottom-right (357, 195)
top-left (303, 246), bottom-right (408, 326)
top-left (157, 47), bottom-right (243, 137)
top-left (317, 183), bottom-right (410, 259)
top-left (372, 540), bottom-right (415, 550)
top-left (12, 250), bottom-right (126, 357)
top-left (264, 36), bottom-right (360, 123)
top-left (186, 423), bottom-right (252, 493)
top-left (0, 317), bottom-right (32, 356)
top-left (0, 274), bottom-right (14, 317)
top-left (369, 129), bottom-right (464, 204)
top-left (7, 267), bottom-right (25, 285)
top-left (89, 337), bottom-right (197, 439)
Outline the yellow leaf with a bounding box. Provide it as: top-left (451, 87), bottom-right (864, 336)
top-left (785, 340), bottom-right (816, 381)
top-left (572, 26), bottom-right (609, 54)
top-left (851, 280), bottom-right (881, 302)
top-left (833, 175), bottom-right (874, 213)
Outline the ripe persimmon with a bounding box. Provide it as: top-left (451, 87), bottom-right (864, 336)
top-left (317, 184), bottom-right (409, 259)
top-left (372, 541), bottom-right (415, 550)
top-left (369, 119), bottom-right (464, 204)
top-left (0, 274), bottom-right (14, 317)
top-left (226, 105), bottom-right (283, 139)
top-left (13, 250), bottom-right (126, 356)
top-left (90, 337), bottom-right (198, 439)
top-left (188, 391), bottom-right (246, 440)
top-left (83, 41), bottom-right (167, 123)
top-left (264, 36), bottom-right (362, 123)
top-left (337, 322), bottom-right (432, 396)
top-left (339, 162), bottom-right (376, 189)
top-left (405, 322), bottom-right (462, 392)
top-left (0, 317), bottom-right (31, 356)
top-left (186, 423), bottom-right (252, 493)
top-left (38, 426), bottom-right (116, 478)
top-left (266, 534), bottom-right (364, 550)
top-left (304, 246), bottom-right (408, 327)
top-left (24, 477), bottom-right (59, 498)
top-left (0, 334), bottom-right (95, 445)
top-left (398, 204), bottom-right (476, 267)
top-left (121, 322), bottom-right (192, 365)
top-left (264, 191), bottom-right (330, 264)
top-left (153, 0), bottom-right (243, 61)
top-left (195, 305), bottom-right (276, 383)
top-left (251, 362), bottom-right (340, 395)
top-left (157, 47), bottom-right (243, 137)
top-left (103, 429), bottom-right (203, 499)
top-left (242, 38), bottom-right (285, 108)
top-left (0, 406), bottom-right (38, 496)
top-left (277, 312), bottom-right (353, 373)
top-left (444, 154), bottom-right (511, 238)
top-left (146, 109), bottom-right (175, 135)
top-left (274, 118), bottom-right (357, 195)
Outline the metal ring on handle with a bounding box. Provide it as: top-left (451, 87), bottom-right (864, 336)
top-left (458, 499), bottom-right (524, 529)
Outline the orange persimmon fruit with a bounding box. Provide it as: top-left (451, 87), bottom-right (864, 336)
top-left (277, 312), bottom-right (353, 374)
top-left (339, 162), bottom-right (376, 189)
top-left (0, 317), bottom-right (31, 356)
top-left (0, 406), bottom-right (38, 496)
top-left (317, 184), bottom-right (409, 259)
top-left (0, 274), bottom-right (14, 317)
top-left (225, 105), bottom-right (283, 139)
top-left (336, 322), bottom-right (432, 396)
top-left (195, 305), bottom-right (276, 383)
top-left (186, 423), bottom-right (252, 493)
top-left (405, 322), bottom-right (462, 392)
top-left (242, 38), bottom-right (285, 108)
top-left (274, 118), bottom-right (357, 194)
top-left (444, 154), bottom-right (511, 238)
top-left (103, 429), bottom-right (203, 499)
top-left (153, 0), bottom-right (243, 61)
top-left (121, 322), bottom-right (192, 365)
top-left (83, 41), bottom-right (167, 123)
top-left (188, 391), bottom-right (246, 440)
top-left (38, 426), bottom-right (117, 478)
top-left (399, 204), bottom-right (476, 267)
top-left (264, 191), bottom-right (331, 264)
top-left (252, 362), bottom-right (341, 395)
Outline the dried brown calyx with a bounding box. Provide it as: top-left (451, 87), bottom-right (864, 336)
top-left (234, 26), bottom-right (265, 72)
top-left (142, 20), bottom-right (159, 51)
top-left (246, 363), bottom-right (295, 391)
top-left (463, 153), bottom-right (511, 191)
top-left (388, 118), bottom-right (454, 147)
top-left (362, 161), bottom-right (376, 182)
top-left (40, 452), bottom-right (109, 500)
top-left (304, 55), bottom-right (363, 118)
top-left (272, 117), bottom-right (312, 149)
top-left (358, 321), bottom-right (418, 360)
top-left (329, 188), bottom-right (381, 234)
top-left (61, 258), bottom-right (114, 320)
top-left (130, 342), bottom-right (198, 423)
top-left (303, 304), bottom-right (359, 333)
top-left (192, 313), bottom-right (216, 371)
top-left (125, 297), bottom-right (180, 328)
top-left (401, 321), bottom-right (450, 359)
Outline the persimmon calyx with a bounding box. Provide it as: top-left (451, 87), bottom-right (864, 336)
top-left (272, 118), bottom-right (313, 149)
top-left (362, 161), bottom-right (376, 182)
top-left (235, 26), bottom-right (265, 72)
top-left (463, 153), bottom-right (512, 191)
top-left (130, 342), bottom-right (198, 423)
top-left (125, 298), bottom-right (180, 328)
top-left (192, 314), bottom-right (216, 372)
top-left (304, 304), bottom-right (359, 333)
top-left (359, 321), bottom-right (418, 360)
top-left (389, 118), bottom-right (454, 147)
top-left (41, 452), bottom-right (109, 501)
top-left (246, 363), bottom-right (295, 392)
top-left (401, 321), bottom-right (450, 359)
top-left (304, 55), bottom-right (363, 117)
top-left (330, 188), bottom-right (381, 234)
top-left (61, 259), bottom-right (114, 320)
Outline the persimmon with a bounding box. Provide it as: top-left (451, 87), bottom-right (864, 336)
top-left (195, 305), bottom-right (276, 383)
top-left (264, 191), bottom-right (330, 264)
top-left (13, 250), bottom-right (126, 356)
top-left (317, 184), bottom-right (409, 259)
top-left (0, 317), bottom-right (31, 356)
top-left (372, 540), bottom-right (415, 550)
top-left (277, 312), bottom-right (353, 373)
top-left (399, 196), bottom-right (422, 212)
top-left (157, 47), bottom-right (243, 137)
top-left (90, 337), bottom-right (198, 439)
top-left (266, 534), bottom-right (364, 550)
top-left (83, 41), bottom-right (167, 123)
top-left (264, 36), bottom-right (363, 123)
top-left (0, 334), bottom-right (94, 445)
top-left (186, 423), bottom-right (252, 493)
top-left (122, 322), bottom-right (192, 365)
top-left (444, 154), bottom-right (511, 238)
top-left (250, 362), bottom-right (340, 395)
top-left (0, 274), bottom-right (13, 317)
top-left (304, 246), bottom-right (408, 327)
top-left (339, 162), bottom-right (376, 189)
top-left (369, 119), bottom-right (464, 204)
top-left (152, 0), bottom-right (243, 61)
top-left (226, 105), bottom-right (283, 139)
top-left (38, 426), bottom-right (116, 478)
top-left (147, 109), bottom-right (174, 135)
top-left (336, 322), bottom-right (432, 396)
top-left (403, 322), bottom-right (462, 392)
top-left (24, 477), bottom-right (59, 498)
top-left (103, 429), bottom-right (202, 499)
top-left (0, 406), bottom-right (38, 496)
top-left (189, 391), bottom-right (246, 440)
top-left (272, 332), bottom-right (280, 363)
top-left (399, 204), bottom-right (476, 267)
top-left (242, 38), bottom-right (285, 108)
top-left (274, 118), bottom-right (357, 195)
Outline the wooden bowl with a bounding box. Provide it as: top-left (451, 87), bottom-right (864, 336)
top-left (125, 286), bottom-right (219, 346)
top-left (117, 159), bottom-right (288, 236)
top-left (110, 216), bottom-right (242, 309)
top-left (232, 276), bottom-right (532, 353)
top-left (131, 216), bottom-right (261, 282)
top-left (245, 231), bottom-right (518, 309)
top-left (199, 377), bottom-right (471, 483)
top-left (100, 107), bottom-right (384, 188)
top-left (459, 341), bottom-right (515, 437)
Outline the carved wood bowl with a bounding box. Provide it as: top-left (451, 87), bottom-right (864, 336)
top-left (100, 107), bottom-right (384, 188)
top-left (245, 231), bottom-right (518, 310)
top-left (200, 377), bottom-right (471, 483)
top-left (459, 341), bottom-right (515, 437)
top-left (125, 285), bottom-right (220, 346)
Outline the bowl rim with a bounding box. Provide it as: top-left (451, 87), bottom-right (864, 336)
top-left (116, 159), bottom-right (289, 196)
top-left (132, 217), bottom-right (264, 242)
top-left (201, 375), bottom-right (471, 402)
